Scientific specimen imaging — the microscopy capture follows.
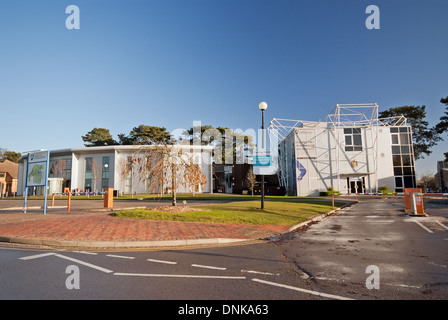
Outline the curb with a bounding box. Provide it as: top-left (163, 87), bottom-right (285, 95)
top-left (0, 235), bottom-right (250, 249)
top-left (286, 200), bottom-right (358, 233)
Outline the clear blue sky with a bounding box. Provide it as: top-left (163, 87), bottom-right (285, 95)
top-left (0, 0), bottom-right (447, 176)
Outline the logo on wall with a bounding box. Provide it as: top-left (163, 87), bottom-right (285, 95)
top-left (296, 160), bottom-right (307, 181)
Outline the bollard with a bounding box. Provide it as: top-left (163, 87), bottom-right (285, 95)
top-left (52, 193), bottom-right (55, 207)
top-left (67, 192), bottom-right (71, 212)
top-left (410, 192), bottom-right (427, 216)
top-left (331, 193), bottom-right (335, 209)
top-left (104, 188), bottom-right (113, 209)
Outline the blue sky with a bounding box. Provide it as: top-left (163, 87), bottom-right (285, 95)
top-left (0, 0), bottom-right (447, 176)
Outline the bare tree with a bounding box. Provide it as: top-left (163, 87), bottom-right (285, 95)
top-left (138, 146), bottom-right (208, 206)
top-left (117, 156), bottom-right (139, 197)
top-left (246, 166), bottom-right (257, 196)
top-left (417, 174), bottom-right (437, 192)
top-left (86, 158), bottom-right (102, 194)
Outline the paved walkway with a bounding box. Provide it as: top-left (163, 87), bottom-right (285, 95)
top-left (0, 199), bottom-right (290, 248)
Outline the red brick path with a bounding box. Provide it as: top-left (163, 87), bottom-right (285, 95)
top-left (0, 212), bottom-right (289, 242)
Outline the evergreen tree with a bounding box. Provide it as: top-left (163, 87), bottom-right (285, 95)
top-left (435, 96), bottom-right (448, 161)
top-left (119, 125), bottom-right (172, 145)
top-left (82, 128), bottom-right (117, 147)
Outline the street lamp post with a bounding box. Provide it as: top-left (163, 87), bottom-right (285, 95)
top-left (258, 101), bottom-right (268, 209)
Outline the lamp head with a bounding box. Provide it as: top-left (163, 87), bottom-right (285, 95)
top-left (258, 101), bottom-right (268, 111)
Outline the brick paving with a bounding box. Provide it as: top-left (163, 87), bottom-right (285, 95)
top-left (0, 199), bottom-right (290, 245)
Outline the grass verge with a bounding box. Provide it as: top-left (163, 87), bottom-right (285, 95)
top-left (111, 200), bottom-right (343, 226)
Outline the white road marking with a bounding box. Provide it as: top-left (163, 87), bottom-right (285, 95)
top-left (54, 254), bottom-right (113, 273)
top-left (19, 252), bottom-right (113, 273)
top-left (114, 272), bottom-right (245, 279)
top-left (191, 264), bottom-right (226, 270)
top-left (251, 278), bottom-right (354, 300)
top-left (314, 276), bottom-right (343, 282)
top-left (72, 251), bottom-right (98, 255)
top-left (412, 220), bottom-right (434, 233)
top-left (241, 270), bottom-right (279, 276)
top-left (429, 261), bottom-right (447, 268)
top-left (19, 252), bottom-right (56, 260)
top-left (147, 258), bottom-right (177, 265)
top-left (106, 254), bottom-right (135, 260)
top-left (435, 221), bottom-right (448, 231)
top-left (382, 283), bottom-right (421, 289)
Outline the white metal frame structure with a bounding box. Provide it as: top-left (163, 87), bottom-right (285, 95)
top-left (268, 103), bottom-right (412, 196)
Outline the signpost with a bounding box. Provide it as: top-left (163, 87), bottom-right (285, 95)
top-left (23, 150), bottom-right (50, 214)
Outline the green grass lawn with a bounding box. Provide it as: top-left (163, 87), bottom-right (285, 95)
top-left (5, 193), bottom-right (326, 202)
top-left (111, 200), bottom-right (344, 226)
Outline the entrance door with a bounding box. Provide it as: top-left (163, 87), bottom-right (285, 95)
top-left (350, 180), bottom-right (363, 194)
top-left (348, 177), bottom-right (365, 194)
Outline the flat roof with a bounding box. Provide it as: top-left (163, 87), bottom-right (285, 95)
top-left (18, 145), bottom-right (214, 161)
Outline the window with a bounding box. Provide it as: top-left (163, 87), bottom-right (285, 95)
top-left (102, 157), bottom-right (110, 189)
top-left (49, 159), bottom-right (71, 179)
top-left (395, 177), bottom-right (403, 188)
top-left (391, 134), bottom-right (399, 145)
top-left (344, 128), bottom-right (362, 151)
top-left (390, 126), bottom-right (415, 192)
top-left (392, 155), bottom-right (401, 167)
top-left (402, 155), bottom-right (411, 167)
top-left (85, 157), bottom-right (92, 191)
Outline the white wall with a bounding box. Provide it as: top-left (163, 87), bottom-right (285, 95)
top-left (279, 124), bottom-right (400, 196)
top-left (376, 127), bottom-right (396, 190)
top-left (74, 152), bottom-right (115, 192)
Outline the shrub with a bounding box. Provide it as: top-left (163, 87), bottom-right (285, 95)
top-left (320, 186), bottom-right (340, 196)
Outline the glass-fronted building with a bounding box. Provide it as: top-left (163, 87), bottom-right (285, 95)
top-left (17, 145), bottom-right (213, 196)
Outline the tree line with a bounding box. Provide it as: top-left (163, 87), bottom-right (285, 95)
top-left (82, 96), bottom-right (448, 162)
top-left (81, 124), bottom-right (255, 165)
top-left (0, 148), bottom-right (22, 163)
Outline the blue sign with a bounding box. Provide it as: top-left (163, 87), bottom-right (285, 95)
top-left (253, 155), bottom-right (272, 167)
top-left (296, 160), bottom-right (307, 181)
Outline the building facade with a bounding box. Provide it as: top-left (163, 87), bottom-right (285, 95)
top-left (17, 145), bottom-right (213, 196)
top-left (435, 160), bottom-right (448, 193)
top-left (0, 159), bottom-right (18, 196)
top-left (270, 104), bottom-right (416, 196)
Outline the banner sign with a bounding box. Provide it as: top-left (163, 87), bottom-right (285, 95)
top-left (253, 154), bottom-right (272, 167)
top-left (253, 151), bottom-right (278, 175)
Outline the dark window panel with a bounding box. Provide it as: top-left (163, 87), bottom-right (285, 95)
top-left (395, 177), bottom-right (403, 188)
top-left (392, 146), bottom-right (401, 154)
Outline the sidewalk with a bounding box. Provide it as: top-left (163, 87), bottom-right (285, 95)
top-left (0, 199), bottom-right (291, 249)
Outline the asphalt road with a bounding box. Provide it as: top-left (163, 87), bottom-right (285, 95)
top-left (275, 197), bottom-right (448, 300)
top-left (0, 197), bottom-right (446, 304)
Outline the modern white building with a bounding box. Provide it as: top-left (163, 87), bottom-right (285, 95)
top-left (17, 145), bottom-right (213, 196)
top-left (269, 104), bottom-right (416, 196)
